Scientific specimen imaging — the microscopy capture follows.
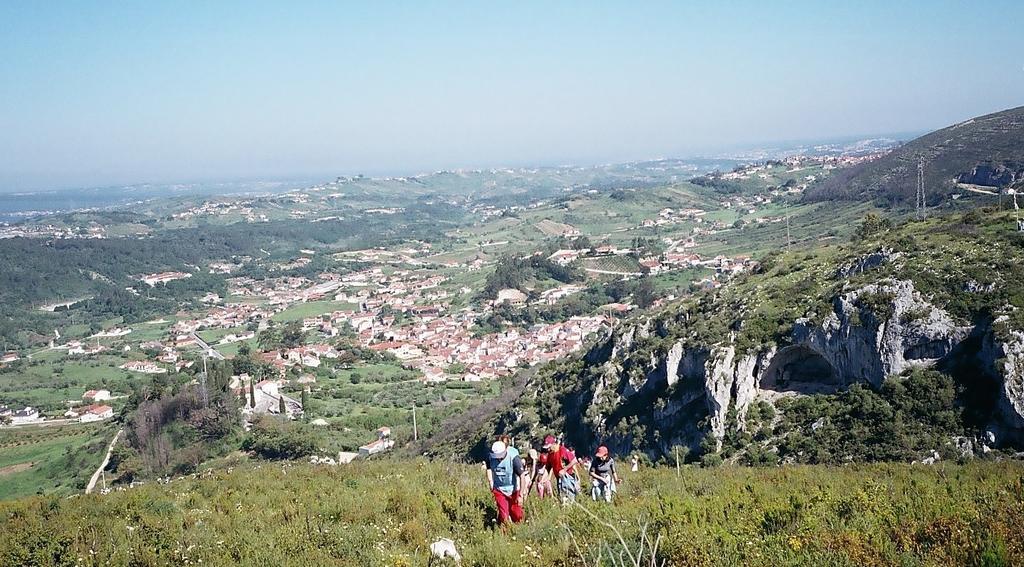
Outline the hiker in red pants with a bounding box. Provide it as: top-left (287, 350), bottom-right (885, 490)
top-left (486, 440), bottom-right (526, 525)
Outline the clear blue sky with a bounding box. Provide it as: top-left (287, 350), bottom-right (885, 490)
top-left (1, 0), bottom-right (1022, 191)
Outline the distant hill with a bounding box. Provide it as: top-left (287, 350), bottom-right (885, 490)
top-left (805, 106), bottom-right (1024, 206)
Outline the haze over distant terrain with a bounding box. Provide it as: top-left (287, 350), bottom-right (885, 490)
top-left (1, 1), bottom-right (1022, 191)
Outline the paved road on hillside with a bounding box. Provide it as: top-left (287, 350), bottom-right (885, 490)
top-left (584, 268), bottom-right (642, 276)
top-left (191, 332), bottom-right (225, 360)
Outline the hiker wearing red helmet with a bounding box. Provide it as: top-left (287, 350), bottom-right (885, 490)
top-left (589, 446), bottom-right (621, 503)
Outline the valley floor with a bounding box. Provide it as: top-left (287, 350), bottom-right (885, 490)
top-left (1, 459), bottom-right (1022, 566)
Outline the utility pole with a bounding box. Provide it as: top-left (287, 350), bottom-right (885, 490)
top-left (1011, 188), bottom-right (1023, 231)
top-left (200, 355), bottom-right (209, 407)
top-left (786, 216), bottom-right (791, 249)
top-left (917, 159), bottom-right (927, 220)
top-left (412, 404), bottom-right (418, 441)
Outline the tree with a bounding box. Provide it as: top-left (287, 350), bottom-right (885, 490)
top-left (300, 388), bottom-right (308, 412)
top-left (634, 277), bottom-right (656, 308)
top-left (279, 395), bottom-right (286, 416)
top-left (249, 379), bottom-right (256, 409)
top-left (855, 212), bottom-right (892, 240)
top-left (257, 328), bottom-right (281, 351)
top-left (239, 383), bottom-right (248, 407)
top-left (281, 322), bottom-right (305, 348)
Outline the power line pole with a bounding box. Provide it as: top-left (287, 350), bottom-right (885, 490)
top-left (917, 159), bottom-right (927, 220)
top-left (412, 404), bottom-right (418, 441)
top-left (786, 215), bottom-right (791, 249)
top-left (200, 355), bottom-right (209, 407)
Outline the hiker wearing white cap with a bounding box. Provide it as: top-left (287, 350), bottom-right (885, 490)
top-left (486, 439), bottom-right (526, 525)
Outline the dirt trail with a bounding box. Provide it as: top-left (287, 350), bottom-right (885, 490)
top-left (0, 462), bottom-right (33, 476)
top-left (85, 429), bottom-right (122, 494)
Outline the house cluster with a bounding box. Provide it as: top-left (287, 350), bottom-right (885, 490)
top-left (720, 193), bottom-right (775, 213)
top-left (139, 271), bottom-right (192, 286)
top-left (258, 344), bottom-right (340, 372)
top-left (138, 340), bottom-right (195, 371)
top-left (365, 313), bottom-right (609, 382)
top-left (65, 403), bottom-right (114, 423)
top-left (238, 379), bottom-right (303, 419)
top-left (62, 340), bottom-right (106, 356)
top-left (170, 200), bottom-right (261, 221)
top-left (120, 360), bottom-right (167, 374)
top-left (1, 406), bottom-right (41, 425)
top-left (639, 207), bottom-right (707, 229)
top-left (0, 224), bottom-right (106, 240)
top-left (170, 303), bottom-right (269, 334)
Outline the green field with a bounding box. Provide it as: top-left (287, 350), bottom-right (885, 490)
top-left (298, 361), bottom-right (500, 451)
top-left (651, 267), bottom-right (715, 292)
top-left (1, 459), bottom-right (1021, 566)
top-left (0, 354), bottom-right (137, 413)
top-left (270, 300), bottom-right (357, 322)
top-left (0, 423), bottom-right (114, 500)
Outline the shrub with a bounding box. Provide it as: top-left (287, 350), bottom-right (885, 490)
top-left (242, 417), bottom-right (320, 460)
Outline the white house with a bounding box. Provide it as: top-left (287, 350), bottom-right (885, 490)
top-left (80, 405), bottom-right (114, 423)
top-left (495, 288), bottom-right (527, 306)
top-left (83, 389), bottom-right (112, 402)
top-left (358, 427), bottom-right (395, 457)
top-left (245, 380), bottom-right (303, 419)
top-left (11, 407), bottom-right (41, 425)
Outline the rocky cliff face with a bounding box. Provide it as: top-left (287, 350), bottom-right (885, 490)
top-left (573, 278), bottom-right (1024, 457)
top-left (956, 162), bottom-right (1023, 188)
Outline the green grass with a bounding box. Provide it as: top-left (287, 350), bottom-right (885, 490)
top-left (651, 267), bottom-right (714, 293)
top-left (0, 423), bottom-right (113, 500)
top-left (213, 338), bottom-right (258, 358)
top-left (270, 300), bottom-right (357, 322)
top-left (0, 355), bottom-right (139, 412)
top-left (303, 362), bottom-right (498, 451)
top-left (0, 459), bottom-right (1021, 565)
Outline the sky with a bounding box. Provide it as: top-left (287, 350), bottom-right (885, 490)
top-left (1, 1), bottom-right (1022, 191)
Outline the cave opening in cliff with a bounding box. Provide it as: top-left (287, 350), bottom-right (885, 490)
top-left (761, 345), bottom-right (840, 394)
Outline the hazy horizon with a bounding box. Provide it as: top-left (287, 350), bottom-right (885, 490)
top-left (2, 1), bottom-right (1022, 192)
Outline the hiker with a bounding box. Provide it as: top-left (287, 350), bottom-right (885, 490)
top-left (540, 434), bottom-right (580, 504)
top-left (498, 434), bottom-right (520, 460)
top-left (527, 448), bottom-right (552, 498)
top-left (486, 440), bottom-right (526, 525)
top-left (589, 446), bottom-right (621, 503)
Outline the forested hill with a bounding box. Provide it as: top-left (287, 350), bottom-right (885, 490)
top-left (804, 105), bottom-right (1024, 206)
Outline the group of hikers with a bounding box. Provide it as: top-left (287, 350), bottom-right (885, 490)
top-left (484, 433), bottom-right (630, 526)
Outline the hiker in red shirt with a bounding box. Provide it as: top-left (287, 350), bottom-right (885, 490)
top-left (540, 434), bottom-right (580, 503)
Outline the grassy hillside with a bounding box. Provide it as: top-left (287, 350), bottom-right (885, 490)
top-left (0, 459), bottom-right (1022, 566)
top-left (806, 105), bottom-right (1024, 206)
top-left (432, 206), bottom-right (1024, 465)
top-left (0, 423), bottom-right (113, 500)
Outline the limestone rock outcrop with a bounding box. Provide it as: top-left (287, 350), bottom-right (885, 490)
top-left (574, 278), bottom-right (1023, 455)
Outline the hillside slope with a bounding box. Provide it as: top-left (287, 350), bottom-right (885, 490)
top-left (456, 209), bottom-right (1024, 465)
top-left (805, 106), bottom-right (1024, 206)
top-left (1, 459), bottom-right (1023, 566)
